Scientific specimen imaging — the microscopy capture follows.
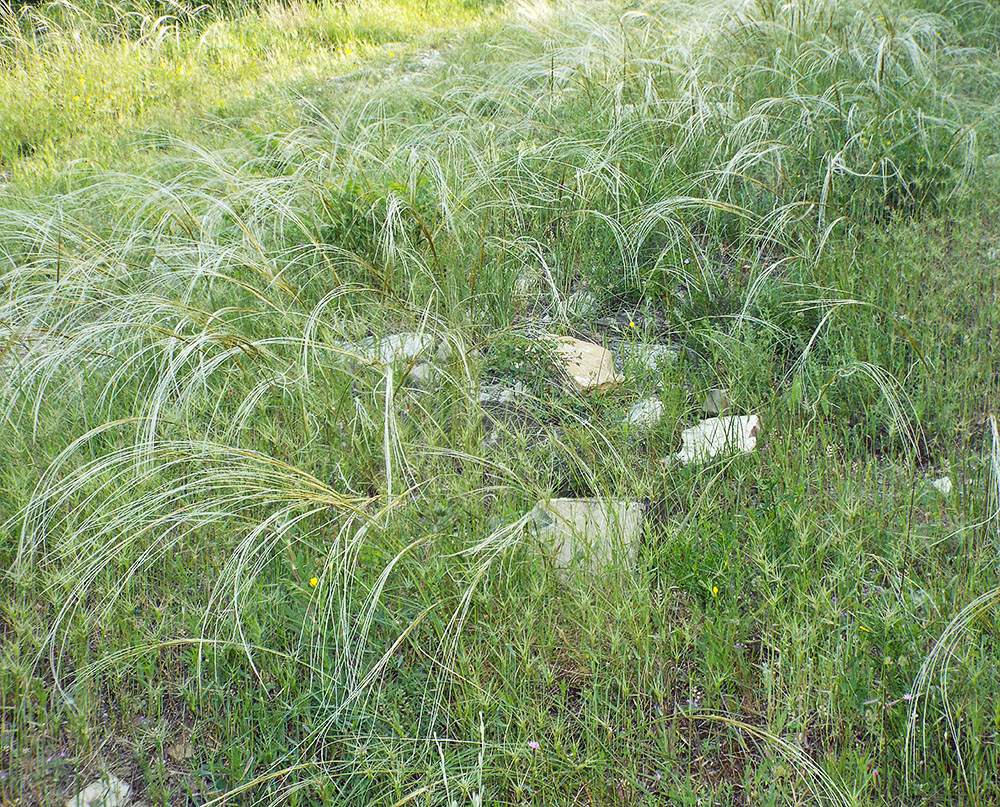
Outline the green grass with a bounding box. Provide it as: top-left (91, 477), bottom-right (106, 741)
top-left (0, 0), bottom-right (499, 185)
top-left (2, 0), bottom-right (1000, 804)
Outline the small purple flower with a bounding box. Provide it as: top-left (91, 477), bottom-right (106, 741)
top-left (528, 740), bottom-right (540, 751)
top-left (733, 642), bottom-right (745, 650)
top-left (902, 693), bottom-right (915, 701)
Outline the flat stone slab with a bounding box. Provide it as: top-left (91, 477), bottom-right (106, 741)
top-left (550, 336), bottom-right (623, 392)
top-left (529, 498), bottom-right (643, 572)
top-left (674, 415), bottom-right (762, 464)
top-left (66, 775), bottom-right (130, 807)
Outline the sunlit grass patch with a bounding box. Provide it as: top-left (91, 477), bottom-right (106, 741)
top-left (0, 0), bottom-right (498, 179)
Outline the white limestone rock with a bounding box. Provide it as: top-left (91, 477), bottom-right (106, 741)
top-left (566, 290), bottom-right (598, 318)
top-left (550, 335), bottom-right (623, 392)
top-left (356, 332), bottom-right (448, 365)
top-left (66, 775), bottom-right (130, 807)
top-left (407, 362), bottom-right (437, 385)
top-left (616, 342), bottom-right (681, 373)
top-left (479, 380), bottom-right (525, 405)
top-left (931, 476), bottom-right (953, 496)
top-left (625, 397), bottom-right (664, 429)
top-left (417, 49), bottom-right (443, 69)
top-left (674, 415), bottom-right (762, 464)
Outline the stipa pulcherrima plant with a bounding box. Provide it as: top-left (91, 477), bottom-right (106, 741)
top-left (0, 174), bottom-right (627, 805)
top-left (2, 0), bottom-right (998, 803)
top-left (905, 415), bottom-right (1000, 801)
top-left (694, 0), bottom-right (985, 233)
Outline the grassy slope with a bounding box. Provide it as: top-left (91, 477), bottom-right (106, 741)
top-left (0, 0), bottom-right (499, 188)
top-left (2, 0), bottom-right (1000, 805)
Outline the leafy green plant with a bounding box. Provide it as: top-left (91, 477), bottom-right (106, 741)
top-left (480, 330), bottom-right (556, 391)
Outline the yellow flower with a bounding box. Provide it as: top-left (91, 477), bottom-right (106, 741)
top-left (859, 624), bottom-right (870, 633)
top-left (712, 586), bottom-right (719, 597)
top-left (309, 577), bottom-right (319, 587)
top-left (629, 320), bottom-right (636, 329)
